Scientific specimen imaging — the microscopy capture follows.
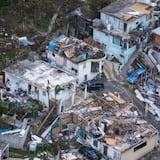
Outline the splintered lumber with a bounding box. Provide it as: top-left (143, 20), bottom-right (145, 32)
top-left (88, 106), bottom-right (102, 112)
top-left (52, 127), bottom-right (61, 135)
top-left (94, 95), bottom-right (115, 108)
top-left (108, 92), bottom-right (126, 104)
top-left (135, 89), bottom-right (144, 102)
top-left (116, 103), bottom-right (133, 117)
top-left (36, 105), bottom-right (55, 134)
top-left (105, 138), bottom-right (117, 146)
top-left (60, 113), bottom-right (73, 125)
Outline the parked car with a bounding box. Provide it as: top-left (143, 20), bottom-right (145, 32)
top-left (79, 145), bottom-right (101, 160)
top-left (83, 79), bottom-right (104, 91)
top-left (127, 68), bottom-right (146, 84)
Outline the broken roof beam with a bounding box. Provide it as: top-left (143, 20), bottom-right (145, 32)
top-left (108, 92), bottom-right (126, 104)
top-left (116, 103), bottom-right (134, 117)
top-left (94, 95), bottom-right (115, 108)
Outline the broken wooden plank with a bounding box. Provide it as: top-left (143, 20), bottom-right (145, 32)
top-left (116, 103), bottom-right (133, 117)
top-left (108, 92), bottom-right (126, 104)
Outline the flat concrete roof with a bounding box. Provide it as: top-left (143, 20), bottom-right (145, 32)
top-left (4, 59), bottom-right (76, 89)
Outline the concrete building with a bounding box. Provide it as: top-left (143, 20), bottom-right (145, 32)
top-left (0, 119), bottom-right (29, 149)
top-left (0, 143), bottom-right (9, 160)
top-left (147, 27), bottom-right (160, 72)
top-left (55, 92), bottom-right (159, 160)
top-left (3, 59), bottom-right (77, 112)
top-left (45, 35), bottom-right (106, 84)
top-left (92, 0), bottom-right (154, 68)
top-left (0, 126), bottom-right (30, 149)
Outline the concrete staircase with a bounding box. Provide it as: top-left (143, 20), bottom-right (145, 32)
top-left (103, 60), bottom-right (119, 81)
top-left (121, 49), bottom-right (140, 77)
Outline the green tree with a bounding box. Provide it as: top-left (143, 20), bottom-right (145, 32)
top-left (0, 102), bottom-right (8, 116)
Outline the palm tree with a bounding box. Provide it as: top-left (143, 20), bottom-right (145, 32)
top-left (54, 85), bottom-right (64, 100)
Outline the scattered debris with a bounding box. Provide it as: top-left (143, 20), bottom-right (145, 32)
top-left (51, 92), bottom-right (159, 160)
top-left (18, 37), bottom-right (34, 46)
top-left (45, 34), bottom-right (106, 83)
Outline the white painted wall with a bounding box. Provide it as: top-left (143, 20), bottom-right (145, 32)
top-left (38, 88), bottom-right (49, 107)
top-left (67, 60), bottom-right (78, 72)
top-left (121, 134), bottom-right (158, 160)
top-left (84, 133), bottom-right (158, 160)
top-left (107, 146), bottom-right (121, 160)
top-left (48, 52), bottom-right (102, 84)
top-left (85, 134), bottom-right (121, 160)
top-left (47, 50), bottom-right (55, 62)
top-left (4, 72), bottom-right (76, 109)
top-left (55, 54), bottom-right (64, 66)
top-left (5, 72), bottom-right (28, 92)
top-left (78, 62), bottom-right (91, 81)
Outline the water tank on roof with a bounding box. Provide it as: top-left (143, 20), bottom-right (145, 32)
top-left (29, 142), bottom-right (37, 152)
top-left (107, 24), bottom-right (112, 31)
top-left (82, 52), bottom-right (88, 60)
top-left (48, 41), bottom-right (56, 51)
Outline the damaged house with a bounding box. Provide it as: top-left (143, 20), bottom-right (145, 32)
top-left (0, 119), bottom-right (30, 149)
top-left (92, 0), bottom-right (156, 73)
top-left (53, 92), bottom-right (159, 160)
top-left (3, 59), bottom-right (77, 112)
top-left (147, 26), bottom-right (160, 72)
top-left (45, 35), bottom-right (106, 83)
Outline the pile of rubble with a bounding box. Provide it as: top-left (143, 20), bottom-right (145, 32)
top-left (136, 76), bottom-right (160, 121)
top-left (50, 92), bottom-right (159, 160)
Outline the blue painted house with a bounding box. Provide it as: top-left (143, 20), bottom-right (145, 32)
top-left (93, 0), bottom-right (153, 67)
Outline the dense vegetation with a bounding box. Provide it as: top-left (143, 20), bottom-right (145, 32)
top-left (0, 0), bottom-right (114, 33)
top-left (0, 0), bottom-right (115, 70)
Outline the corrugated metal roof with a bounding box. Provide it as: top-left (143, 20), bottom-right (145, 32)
top-left (99, 0), bottom-right (151, 22)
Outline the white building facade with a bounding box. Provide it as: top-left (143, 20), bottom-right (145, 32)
top-left (46, 35), bottom-right (106, 84)
top-left (4, 60), bottom-right (77, 112)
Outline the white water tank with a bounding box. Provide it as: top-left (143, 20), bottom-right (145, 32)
top-left (107, 24), bottom-right (112, 31)
top-left (29, 142), bottom-right (37, 152)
